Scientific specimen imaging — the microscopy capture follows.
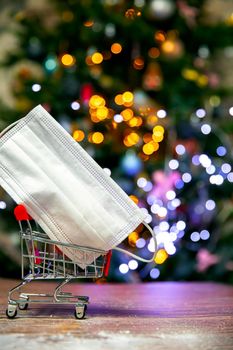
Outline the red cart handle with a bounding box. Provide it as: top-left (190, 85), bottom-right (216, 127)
top-left (14, 204), bottom-right (32, 221)
top-left (104, 250), bottom-right (112, 277)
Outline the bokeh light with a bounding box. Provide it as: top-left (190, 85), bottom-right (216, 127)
top-left (61, 53), bottom-right (75, 66)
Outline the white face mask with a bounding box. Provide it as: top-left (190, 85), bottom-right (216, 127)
top-left (0, 105), bottom-right (157, 267)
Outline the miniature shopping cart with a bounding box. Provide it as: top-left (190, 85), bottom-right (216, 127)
top-left (6, 204), bottom-right (112, 320)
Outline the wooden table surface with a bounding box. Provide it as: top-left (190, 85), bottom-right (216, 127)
top-left (0, 279), bottom-right (233, 350)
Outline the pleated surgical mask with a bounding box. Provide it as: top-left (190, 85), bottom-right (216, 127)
top-left (0, 105), bottom-right (157, 267)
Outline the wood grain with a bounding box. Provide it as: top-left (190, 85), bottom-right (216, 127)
top-left (0, 279), bottom-right (233, 349)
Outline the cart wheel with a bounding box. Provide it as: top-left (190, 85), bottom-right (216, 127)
top-left (74, 305), bottom-right (87, 319)
top-left (18, 302), bottom-right (28, 310)
top-left (6, 306), bottom-right (17, 319)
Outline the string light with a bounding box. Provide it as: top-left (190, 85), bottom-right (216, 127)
top-left (128, 260), bottom-right (138, 270)
top-left (209, 174), bottom-right (224, 185)
top-left (128, 231), bottom-right (139, 247)
top-left (175, 144), bottom-right (185, 155)
top-left (143, 142), bottom-right (155, 155)
top-left (201, 124), bottom-right (211, 135)
top-left (221, 163), bottom-right (231, 174)
top-left (190, 232), bottom-right (200, 242)
top-left (114, 94), bottom-right (124, 105)
top-left (73, 130), bottom-right (85, 142)
top-left (119, 263), bottom-right (129, 274)
top-left (89, 95), bottom-right (105, 108)
top-left (32, 84), bottom-right (41, 92)
top-left (121, 108), bottom-right (134, 121)
top-left (122, 91), bottom-right (134, 104)
top-left (154, 249), bottom-right (168, 264)
top-left (200, 230), bottom-right (210, 240)
top-left (148, 47), bottom-right (160, 58)
top-left (157, 109), bottom-right (167, 118)
top-left (0, 201), bottom-right (7, 209)
top-left (196, 108), bottom-right (206, 118)
top-left (114, 114), bottom-right (123, 123)
top-left (84, 20), bottom-right (94, 27)
top-left (154, 31), bottom-right (166, 42)
top-left (71, 101), bottom-right (80, 110)
top-left (205, 200), bottom-right (216, 211)
top-left (111, 43), bottom-right (122, 54)
top-left (216, 146), bottom-right (227, 156)
top-left (133, 57), bottom-right (144, 70)
top-left (136, 238), bottom-right (146, 248)
top-left (182, 173), bottom-right (192, 183)
top-left (227, 173), bottom-right (233, 182)
top-left (150, 268), bottom-right (160, 279)
top-left (103, 168), bottom-right (111, 176)
top-left (129, 195), bottom-right (139, 205)
top-left (169, 159), bottom-right (179, 170)
top-left (96, 106), bottom-right (108, 120)
top-left (92, 132), bottom-right (104, 144)
top-left (91, 52), bottom-right (103, 64)
top-left (61, 54), bottom-right (75, 66)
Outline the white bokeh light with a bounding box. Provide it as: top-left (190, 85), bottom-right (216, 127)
top-left (159, 221), bottom-right (170, 231)
top-left (128, 260), bottom-right (138, 270)
top-left (32, 83), bottom-right (41, 92)
top-left (190, 232), bottom-right (200, 242)
top-left (196, 108), bottom-right (206, 118)
top-left (0, 201), bottom-right (6, 209)
top-left (166, 190), bottom-right (176, 200)
top-left (199, 154), bottom-right (211, 168)
top-left (103, 168), bottom-right (111, 176)
top-left (206, 165), bottom-right (216, 175)
top-left (171, 198), bottom-right (181, 208)
top-left (176, 220), bottom-right (186, 231)
top-left (205, 199), bottom-right (216, 211)
top-left (157, 207), bottom-right (168, 217)
top-left (201, 124), bottom-right (211, 135)
top-left (175, 144), bottom-right (186, 155)
top-left (137, 177), bottom-right (147, 188)
top-left (192, 155), bottom-right (200, 166)
top-left (114, 114), bottom-right (123, 123)
top-left (136, 238), bottom-right (146, 248)
top-left (221, 163), bottom-right (231, 174)
top-left (157, 109), bottom-right (167, 118)
top-left (169, 159), bottom-right (179, 170)
top-left (143, 181), bottom-right (153, 192)
top-left (150, 268), bottom-right (160, 279)
top-left (119, 263), bottom-right (129, 274)
top-left (227, 172), bottom-right (233, 182)
top-left (71, 101), bottom-right (80, 110)
top-left (151, 203), bottom-right (160, 214)
top-left (164, 242), bottom-right (176, 255)
top-left (209, 175), bottom-right (225, 185)
top-left (182, 173), bottom-right (192, 183)
top-left (200, 230), bottom-right (210, 240)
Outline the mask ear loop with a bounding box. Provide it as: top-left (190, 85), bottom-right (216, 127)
top-left (0, 120), bottom-right (22, 138)
top-left (113, 221), bottom-right (157, 263)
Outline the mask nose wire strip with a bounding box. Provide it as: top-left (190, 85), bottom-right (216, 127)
top-left (113, 221), bottom-right (157, 263)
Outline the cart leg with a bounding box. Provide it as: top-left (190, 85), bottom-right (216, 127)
top-left (18, 293), bottom-right (29, 310)
top-left (8, 279), bottom-right (32, 304)
top-left (6, 279), bottom-right (32, 318)
top-left (54, 278), bottom-right (72, 302)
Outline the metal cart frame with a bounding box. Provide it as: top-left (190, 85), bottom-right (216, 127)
top-left (6, 204), bottom-right (112, 320)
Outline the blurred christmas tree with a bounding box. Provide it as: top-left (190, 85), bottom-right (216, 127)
top-left (0, 0), bottom-right (233, 282)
